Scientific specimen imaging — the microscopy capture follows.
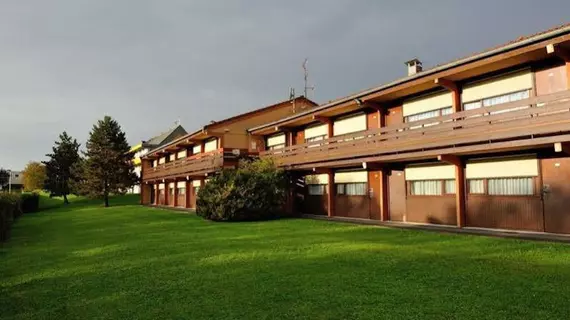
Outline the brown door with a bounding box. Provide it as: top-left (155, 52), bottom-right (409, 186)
top-left (169, 187), bottom-right (175, 206)
top-left (385, 106), bottom-right (403, 126)
top-left (177, 188), bottom-right (186, 207)
top-left (388, 170), bottom-right (406, 221)
top-left (368, 171), bottom-right (381, 220)
top-left (190, 186), bottom-right (198, 208)
top-left (542, 158), bottom-right (570, 234)
top-left (159, 190), bottom-right (165, 205)
top-left (367, 111), bottom-right (381, 130)
top-left (295, 130), bottom-right (305, 145)
top-left (535, 63), bottom-right (568, 96)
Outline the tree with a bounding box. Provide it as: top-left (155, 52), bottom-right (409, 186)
top-left (83, 116), bottom-right (138, 207)
top-left (43, 132), bottom-right (81, 204)
top-left (0, 169), bottom-right (8, 190)
top-left (22, 162), bottom-right (47, 192)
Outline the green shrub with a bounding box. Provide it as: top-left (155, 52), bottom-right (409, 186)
top-left (196, 158), bottom-right (288, 222)
top-left (0, 193), bottom-right (21, 241)
top-left (21, 193), bottom-right (40, 213)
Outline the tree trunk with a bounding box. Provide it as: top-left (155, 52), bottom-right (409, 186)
top-left (63, 194), bottom-right (69, 205)
top-left (104, 193), bottom-right (109, 207)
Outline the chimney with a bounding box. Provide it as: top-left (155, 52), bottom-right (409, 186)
top-left (405, 58), bottom-right (422, 76)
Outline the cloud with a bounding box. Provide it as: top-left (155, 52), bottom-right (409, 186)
top-left (0, 0), bottom-right (568, 169)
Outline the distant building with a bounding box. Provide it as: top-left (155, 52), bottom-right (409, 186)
top-left (129, 125), bottom-right (187, 194)
top-left (0, 170), bottom-right (23, 193)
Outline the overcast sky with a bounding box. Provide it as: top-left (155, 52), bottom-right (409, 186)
top-left (1, 1), bottom-right (569, 169)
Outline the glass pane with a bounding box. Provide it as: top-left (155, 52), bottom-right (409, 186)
top-left (488, 177), bottom-right (533, 195)
top-left (468, 179), bottom-right (485, 194)
top-left (445, 180), bottom-right (456, 194)
top-left (464, 101), bottom-right (482, 110)
top-left (336, 184), bottom-right (345, 195)
top-left (308, 185), bottom-right (325, 195)
top-left (345, 183), bottom-right (367, 196)
top-left (411, 180), bottom-right (442, 195)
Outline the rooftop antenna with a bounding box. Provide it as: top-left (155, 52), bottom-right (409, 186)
top-left (303, 58), bottom-right (315, 98)
top-left (289, 88), bottom-right (296, 100)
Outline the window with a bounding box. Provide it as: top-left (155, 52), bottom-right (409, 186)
top-left (410, 180), bottom-right (442, 195)
top-left (194, 186), bottom-right (200, 195)
top-left (337, 183), bottom-right (367, 196)
top-left (468, 179), bottom-right (485, 194)
top-left (178, 187), bottom-right (186, 195)
top-left (308, 185), bottom-right (325, 195)
top-left (488, 177), bottom-right (533, 195)
top-left (268, 144), bottom-right (285, 150)
top-left (463, 89), bottom-right (530, 113)
top-left (406, 107), bottom-right (452, 123)
top-left (305, 134), bottom-right (327, 144)
top-left (444, 180), bottom-right (456, 194)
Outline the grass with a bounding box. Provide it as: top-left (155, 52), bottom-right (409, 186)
top-left (2, 197), bottom-right (570, 319)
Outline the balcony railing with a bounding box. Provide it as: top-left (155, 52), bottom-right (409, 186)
top-left (143, 148), bottom-right (224, 181)
top-left (261, 90), bottom-right (570, 168)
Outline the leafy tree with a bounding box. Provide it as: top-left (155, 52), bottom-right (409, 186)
top-left (22, 162), bottom-right (47, 192)
top-left (83, 116), bottom-right (138, 207)
top-left (43, 132), bottom-right (81, 204)
top-left (0, 169), bottom-right (8, 190)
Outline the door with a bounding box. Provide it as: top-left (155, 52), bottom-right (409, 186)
top-left (150, 185), bottom-right (155, 204)
top-left (368, 171), bottom-right (381, 220)
top-left (542, 158), bottom-right (570, 234)
top-left (169, 187), bottom-right (175, 206)
top-left (388, 170), bottom-right (406, 221)
top-left (385, 106), bottom-right (403, 126)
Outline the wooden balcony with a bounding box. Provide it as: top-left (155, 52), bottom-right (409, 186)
top-left (261, 90), bottom-right (570, 169)
top-left (143, 149), bottom-right (225, 181)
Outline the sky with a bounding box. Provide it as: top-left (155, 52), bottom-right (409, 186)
top-left (1, 0), bottom-right (569, 170)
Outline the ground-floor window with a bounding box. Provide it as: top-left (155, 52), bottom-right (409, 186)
top-left (336, 183), bottom-right (367, 196)
top-left (468, 177), bottom-right (534, 196)
top-left (468, 179), bottom-right (485, 194)
top-left (409, 179), bottom-right (456, 196)
top-left (410, 180), bottom-right (442, 195)
top-left (308, 184), bottom-right (326, 195)
top-left (488, 177), bottom-right (533, 195)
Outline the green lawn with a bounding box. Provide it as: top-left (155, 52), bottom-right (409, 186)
top-left (2, 197), bottom-right (570, 319)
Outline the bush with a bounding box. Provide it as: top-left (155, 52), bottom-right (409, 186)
top-left (196, 158), bottom-right (288, 221)
top-left (21, 193), bottom-right (40, 213)
top-left (0, 193), bottom-right (21, 242)
top-left (0, 192), bottom-right (39, 242)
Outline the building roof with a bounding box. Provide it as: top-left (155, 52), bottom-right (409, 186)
top-left (144, 96), bottom-right (317, 157)
top-left (143, 125), bottom-right (187, 148)
top-left (249, 22), bottom-right (570, 133)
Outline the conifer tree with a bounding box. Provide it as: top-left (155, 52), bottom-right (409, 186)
top-left (83, 116), bottom-right (137, 207)
top-left (43, 132), bottom-right (81, 204)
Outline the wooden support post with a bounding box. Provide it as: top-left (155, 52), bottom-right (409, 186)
top-left (438, 154), bottom-right (466, 227)
top-left (164, 182), bottom-right (169, 206)
top-left (379, 168), bottom-right (390, 221)
top-left (154, 184), bottom-right (159, 205)
top-left (185, 180), bottom-right (191, 208)
top-left (173, 182), bottom-right (179, 207)
top-left (326, 169), bottom-right (335, 217)
top-left (435, 78), bottom-right (462, 112)
top-left (327, 120), bottom-right (334, 138)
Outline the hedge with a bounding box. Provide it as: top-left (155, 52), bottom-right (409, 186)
top-left (0, 192), bottom-right (39, 242)
top-left (196, 158), bottom-right (288, 222)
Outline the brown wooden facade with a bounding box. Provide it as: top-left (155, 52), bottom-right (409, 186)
top-left (248, 25), bottom-right (570, 235)
top-left (140, 97), bottom-right (317, 209)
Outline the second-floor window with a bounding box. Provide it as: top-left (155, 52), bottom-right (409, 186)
top-left (405, 106), bottom-right (453, 126)
top-left (463, 89), bottom-right (530, 114)
top-left (266, 133), bottom-right (286, 151)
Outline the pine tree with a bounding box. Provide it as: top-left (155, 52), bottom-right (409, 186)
top-left (83, 116), bottom-right (137, 207)
top-left (43, 132), bottom-right (81, 204)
